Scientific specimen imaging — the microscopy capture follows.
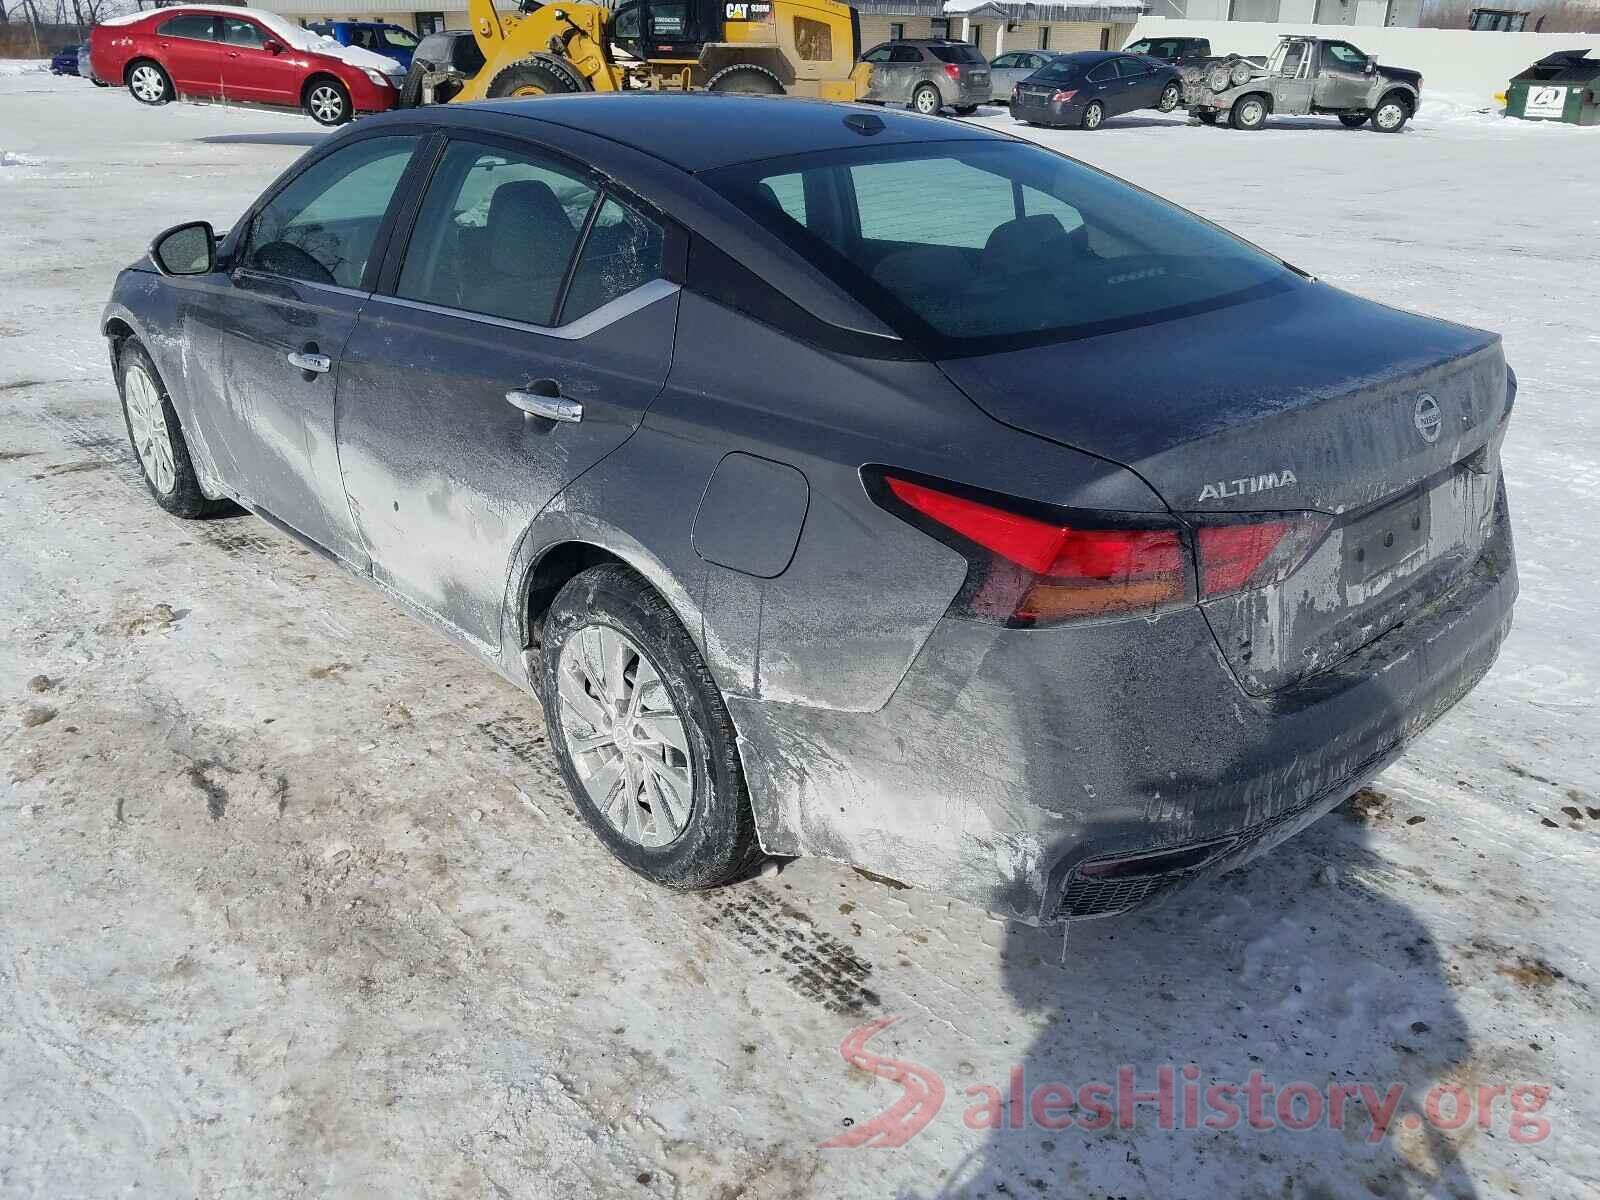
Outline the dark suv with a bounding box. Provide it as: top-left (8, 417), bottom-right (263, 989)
top-left (858, 38), bottom-right (990, 115)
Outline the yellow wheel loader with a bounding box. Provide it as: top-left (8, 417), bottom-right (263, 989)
top-left (399, 0), bottom-right (869, 106)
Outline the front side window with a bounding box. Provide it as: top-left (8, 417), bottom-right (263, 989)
top-left (706, 141), bottom-right (1297, 353)
top-left (889, 45), bottom-right (921, 63)
top-left (396, 140), bottom-right (598, 326)
top-left (1087, 61), bottom-right (1116, 82)
top-left (382, 27), bottom-right (420, 48)
top-left (244, 135), bottom-right (417, 289)
top-left (861, 44), bottom-right (892, 64)
top-left (157, 14), bottom-right (217, 40)
top-left (1115, 58), bottom-right (1148, 78)
top-left (222, 17), bottom-right (265, 48)
top-left (1324, 42), bottom-right (1367, 69)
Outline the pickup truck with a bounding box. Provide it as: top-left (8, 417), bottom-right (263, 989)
top-left (1185, 34), bottom-right (1422, 132)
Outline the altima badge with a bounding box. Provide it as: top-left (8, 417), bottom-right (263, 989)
top-left (1196, 470), bottom-right (1297, 503)
top-left (1414, 394), bottom-right (1442, 443)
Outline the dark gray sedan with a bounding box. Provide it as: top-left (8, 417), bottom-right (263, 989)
top-left (1011, 50), bottom-right (1183, 129)
top-left (101, 96), bottom-right (1516, 924)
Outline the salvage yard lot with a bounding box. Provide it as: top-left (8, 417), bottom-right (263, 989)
top-left (2, 68), bottom-right (1598, 1198)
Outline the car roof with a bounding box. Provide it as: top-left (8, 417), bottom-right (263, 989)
top-left (416, 93), bottom-right (1005, 173)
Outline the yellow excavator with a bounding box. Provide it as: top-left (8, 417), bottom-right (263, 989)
top-left (399, 0), bottom-right (868, 105)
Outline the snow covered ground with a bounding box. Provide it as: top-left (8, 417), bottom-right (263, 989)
top-left (2, 72), bottom-right (1597, 1199)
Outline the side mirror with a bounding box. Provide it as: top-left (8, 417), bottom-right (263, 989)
top-left (264, 38), bottom-right (283, 54)
top-left (150, 221), bottom-right (216, 277)
top-left (1365, 56), bottom-right (1378, 74)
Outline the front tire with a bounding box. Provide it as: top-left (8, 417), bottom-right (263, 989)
top-left (953, 104), bottom-right (979, 116)
top-left (485, 58), bottom-right (582, 98)
top-left (910, 83), bottom-right (941, 115)
top-left (1230, 95), bottom-right (1267, 130)
top-left (303, 77), bottom-right (351, 125)
top-left (540, 564), bottom-right (762, 890)
top-left (1157, 81), bottom-right (1181, 113)
top-left (126, 60), bottom-right (171, 106)
top-left (116, 338), bottom-right (229, 519)
top-left (1195, 109), bottom-right (1220, 125)
top-left (1080, 99), bottom-right (1105, 130)
top-left (1371, 96), bottom-right (1410, 133)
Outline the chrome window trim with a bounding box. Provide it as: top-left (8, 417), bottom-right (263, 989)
top-left (230, 268), bottom-right (371, 301)
top-left (372, 277), bottom-right (681, 340)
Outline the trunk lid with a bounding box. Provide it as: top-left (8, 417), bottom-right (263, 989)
top-left (936, 284), bottom-right (1513, 692)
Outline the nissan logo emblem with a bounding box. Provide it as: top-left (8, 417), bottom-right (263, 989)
top-left (1414, 394), bottom-right (1442, 443)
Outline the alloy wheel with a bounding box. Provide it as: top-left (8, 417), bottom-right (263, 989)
top-left (308, 84), bottom-right (345, 124)
top-left (1084, 102), bottom-right (1103, 129)
top-left (557, 623), bottom-right (695, 849)
top-left (914, 87), bottom-right (939, 115)
top-left (130, 65), bottom-right (165, 103)
top-left (123, 363), bottom-right (175, 495)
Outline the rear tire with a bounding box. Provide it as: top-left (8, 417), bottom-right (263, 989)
top-left (303, 77), bottom-right (351, 125)
top-left (1157, 81), bottom-right (1181, 113)
top-left (116, 338), bottom-right (230, 519)
top-left (706, 64), bottom-right (784, 94)
top-left (1338, 112), bottom-right (1369, 128)
top-left (486, 59), bottom-right (581, 99)
top-left (126, 60), bottom-right (171, 106)
top-left (1080, 99), bottom-right (1105, 130)
top-left (1195, 109), bottom-right (1219, 125)
top-left (953, 103), bottom-right (979, 115)
top-left (910, 83), bottom-right (941, 115)
top-left (1230, 95), bottom-right (1267, 130)
top-left (540, 564), bottom-right (762, 890)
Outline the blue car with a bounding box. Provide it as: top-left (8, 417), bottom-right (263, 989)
top-left (50, 43), bottom-right (82, 76)
top-left (305, 20), bottom-right (419, 70)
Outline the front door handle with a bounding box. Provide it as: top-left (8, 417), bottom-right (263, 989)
top-left (287, 350), bottom-right (331, 373)
top-left (507, 387), bottom-right (582, 423)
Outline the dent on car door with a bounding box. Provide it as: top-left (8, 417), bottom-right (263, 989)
top-left (335, 136), bottom-right (680, 649)
top-left (206, 133), bottom-right (424, 565)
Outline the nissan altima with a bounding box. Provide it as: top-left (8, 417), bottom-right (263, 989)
top-left (101, 96), bottom-right (1516, 924)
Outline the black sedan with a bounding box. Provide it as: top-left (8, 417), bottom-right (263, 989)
top-left (101, 96), bottom-right (1515, 924)
top-left (1011, 50), bottom-right (1182, 129)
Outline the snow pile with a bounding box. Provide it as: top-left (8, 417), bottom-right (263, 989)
top-left (0, 59), bottom-right (46, 76)
top-left (98, 5), bottom-right (404, 74)
top-left (1, 150), bottom-right (41, 167)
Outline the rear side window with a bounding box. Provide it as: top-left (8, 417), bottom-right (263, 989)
top-left (244, 135), bottom-right (418, 289)
top-left (157, 14), bottom-right (216, 40)
top-left (929, 44), bottom-right (983, 64)
top-left (705, 141), bottom-right (1296, 354)
top-left (561, 197), bottom-right (665, 323)
top-left (397, 140), bottom-right (598, 326)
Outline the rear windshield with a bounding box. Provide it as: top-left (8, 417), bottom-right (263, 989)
top-left (1031, 60), bottom-right (1079, 83)
top-left (704, 141), bottom-right (1297, 355)
top-left (928, 44), bottom-right (984, 64)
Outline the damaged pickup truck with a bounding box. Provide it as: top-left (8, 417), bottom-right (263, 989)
top-left (1186, 34), bottom-right (1422, 131)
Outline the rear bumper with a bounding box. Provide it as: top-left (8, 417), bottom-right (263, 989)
top-left (735, 489), bottom-right (1516, 925)
top-left (1009, 96), bottom-right (1081, 126)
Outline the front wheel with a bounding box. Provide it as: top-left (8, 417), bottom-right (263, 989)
top-left (1338, 112), bottom-right (1369, 128)
top-left (1195, 109), bottom-right (1220, 125)
top-left (127, 60), bottom-right (171, 105)
top-left (953, 104), bottom-right (979, 116)
top-left (1157, 81), bottom-right (1181, 113)
top-left (1371, 97), bottom-right (1410, 133)
top-left (303, 77), bottom-right (351, 125)
top-left (540, 564), bottom-right (762, 890)
top-left (910, 83), bottom-right (941, 116)
top-left (1230, 95), bottom-right (1267, 130)
top-left (1080, 99), bottom-right (1105, 130)
top-left (707, 64), bottom-right (784, 94)
top-left (117, 338), bottom-right (230, 519)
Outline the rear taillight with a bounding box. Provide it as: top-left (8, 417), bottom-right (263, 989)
top-left (1194, 515), bottom-right (1330, 598)
top-left (870, 471), bottom-right (1332, 627)
top-left (872, 472), bottom-right (1194, 626)
top-left (1051, 89), bottom-right (1077, 103)
top-left (943, 64), bottom-right (961, 81)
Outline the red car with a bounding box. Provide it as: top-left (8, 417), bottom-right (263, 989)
top-left (90, 5), bottom-right (402, 126)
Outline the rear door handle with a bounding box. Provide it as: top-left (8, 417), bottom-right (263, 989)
top-left (506, 387), bottom-right (582, 423)
top-left (287, 351), bottom-right (331, 373)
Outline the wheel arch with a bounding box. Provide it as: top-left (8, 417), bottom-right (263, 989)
top-left (1377, 86), bottom-right (1415, 114)
top-left (301, 71), bottom-right (348, 104)
top-left (123, 55), bottom-right (164, 86)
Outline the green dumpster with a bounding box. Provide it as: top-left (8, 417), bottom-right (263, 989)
top-left (1506, 50), bottom-right (1600, 124)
